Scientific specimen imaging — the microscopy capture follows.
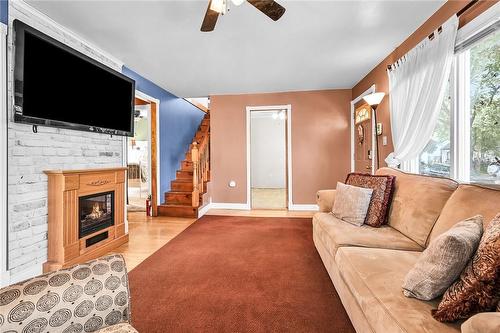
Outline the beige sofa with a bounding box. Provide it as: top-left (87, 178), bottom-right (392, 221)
top-left (313, 167), bottom-right (500, 333)
top-left (0, 254), bottom-right (137, 333)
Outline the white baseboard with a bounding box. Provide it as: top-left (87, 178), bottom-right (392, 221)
top-left (209, 202), bottom-right (251, 210)
top-left (288, 204), bottom-right (319, 211)
top-left (205, 202), bottom-right (318, 212)
top-left (197, 203), bottom-right (212, 218)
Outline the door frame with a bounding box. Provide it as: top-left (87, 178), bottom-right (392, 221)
top-left (0, 23), bottom-right (8, 286)
top-left (351, 85), bottom-right (377, 174)
top-left (124, 90), bottom-right (161, 217)
top-left (246, 105), bottom-right (292, 209)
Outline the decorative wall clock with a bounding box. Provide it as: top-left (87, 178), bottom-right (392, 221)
top-left (355, 103), bottom-right (371, 125)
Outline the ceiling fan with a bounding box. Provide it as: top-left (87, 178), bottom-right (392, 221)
top-left (201, 0), bottom-right (286, 32)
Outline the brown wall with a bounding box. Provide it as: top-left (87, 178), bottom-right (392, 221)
top-left (352, 0), bottom-right (497, 166)
top-left (210, 90), bottom-right (352, 205)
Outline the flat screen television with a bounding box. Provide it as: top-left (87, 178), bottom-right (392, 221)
top-left (13, 20), bottom-right (135, 137)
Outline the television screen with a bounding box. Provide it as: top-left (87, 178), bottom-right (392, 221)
top-left (13, 20), bottom-right (135, 136)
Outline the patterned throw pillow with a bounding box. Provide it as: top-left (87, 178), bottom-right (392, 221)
top-left (345, 172), bottom-right (396, 227)
top-left (332, 182), bottom-right (373, 226)
top-left (432, 213), bottom-right (500, 322)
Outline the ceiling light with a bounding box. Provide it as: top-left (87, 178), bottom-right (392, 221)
top-left (231, 0), bottom-right (245, 6)
top-left (210, 0), bottom-right (225, 14)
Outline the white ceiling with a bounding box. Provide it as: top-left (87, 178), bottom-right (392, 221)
top-left (27, 0), bottom-right (445, 97)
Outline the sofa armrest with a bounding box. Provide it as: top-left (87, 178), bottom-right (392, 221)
top-left (461, 312), bottom-right (500, 333)
top-left (316, 189), bottom-right (336, 212)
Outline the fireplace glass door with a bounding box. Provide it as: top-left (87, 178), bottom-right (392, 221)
top-left (79, 191), bottom-right (114, 238)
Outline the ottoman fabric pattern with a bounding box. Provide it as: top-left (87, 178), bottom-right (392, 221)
top-left (0, 254), bottom-right (131, 333)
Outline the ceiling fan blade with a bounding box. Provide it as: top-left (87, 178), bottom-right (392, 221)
top-left (201, 0), bottom-right (220, 32)
top-left (247, 0), bottom-right (286, 21)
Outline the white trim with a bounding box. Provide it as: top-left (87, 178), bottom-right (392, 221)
top-left (288, 204), bottom-right (319, 211)
top-left (350, 85), bottom-right (376, 173)
top-left (0, 22), bottom-right (8, 287)
top-left (246, 105), bottom-right (292, 209)
top-left (134, 90), bottom-right (161, 207)
top-left (455, 51), bottom-right (471, 182)
top-left (456, 2), bottom-right (500, 47)
top-left (11, 0), bottom-right (124, 69)
top-left (210, 202), bottom-right (251, 210)
top-left (197, 201), bottom-right (212, 218)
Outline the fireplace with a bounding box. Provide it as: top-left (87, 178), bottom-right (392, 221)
top-left (79, 191), bottom-right (114, 238)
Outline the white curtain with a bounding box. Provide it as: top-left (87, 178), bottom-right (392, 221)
top-left (385, 15), bottom-right (458, 168)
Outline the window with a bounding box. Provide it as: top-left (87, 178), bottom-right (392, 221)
top-left (419, 80), bottom-right (452, 178)
top-left (417, 21), bottom-right (499, 186)
top-left (468, 30), bottom-right (500, 184)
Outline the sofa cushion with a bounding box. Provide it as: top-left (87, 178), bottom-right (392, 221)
top-left (403, 215), bottom-right (483, 301)
top-left (312, 212), bottom-right (423, 258)
top-left (346, 172), bottom-right (396, 227)
top-left (335, 247), bottom-right (461, 333)
top-left (376, 167), bottom-right (458, 247)
top-left (427, 184), bottom-right (500, 246)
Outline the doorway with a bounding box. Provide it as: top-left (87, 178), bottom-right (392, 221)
top-left (126, 93), bottom-right (159, 216)
top-left (351, 86), bottom-right (376, 174)
top-left (354, 101), bottom-right (374, 173)
top-left (247, 106), bottom-right (290, 210)
top-left (127, 99), bottom-right (150, 211)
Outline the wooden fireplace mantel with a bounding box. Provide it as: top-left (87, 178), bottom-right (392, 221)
top-left (43, 167), bottom-right (128, 272)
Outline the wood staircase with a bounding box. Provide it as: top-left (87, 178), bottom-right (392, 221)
top-left (158, 113), bottom-right (210, 217)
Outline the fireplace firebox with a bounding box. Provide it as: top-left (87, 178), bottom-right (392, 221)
top-left (79, 191), bottom-right (114, 238)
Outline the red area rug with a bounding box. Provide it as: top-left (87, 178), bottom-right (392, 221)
top-left (128, 215), bottom-right (355, 332)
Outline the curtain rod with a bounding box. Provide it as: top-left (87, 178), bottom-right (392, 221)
top-left (387, 0), bottom-right (479, 71)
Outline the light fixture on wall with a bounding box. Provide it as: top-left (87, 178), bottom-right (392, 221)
top-left (362, 92), bottom-right (385, 171)
top-left (272, 110), bottom-right (286, 120)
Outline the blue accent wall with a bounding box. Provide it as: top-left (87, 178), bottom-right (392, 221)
top-left (122, 66), bottom-right (205, 198)
top-left (0, 0), bottom-right (8, 25)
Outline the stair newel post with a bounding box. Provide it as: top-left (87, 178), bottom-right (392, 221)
top-left (191, 141), bottom-right (200, 208)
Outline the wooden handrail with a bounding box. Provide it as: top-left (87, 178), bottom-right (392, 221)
top-left (191, 121), bottom-right (210, 208)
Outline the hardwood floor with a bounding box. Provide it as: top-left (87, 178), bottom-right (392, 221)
top-left (112, 209), bottom-right (316, 271)
top-left (112, 212), bottom-right (196, 270)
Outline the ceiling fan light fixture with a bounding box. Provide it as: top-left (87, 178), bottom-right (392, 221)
top-left (231, 0), bottom-right (245, 6)
top-left (210, 0), bottom-right (226, 13)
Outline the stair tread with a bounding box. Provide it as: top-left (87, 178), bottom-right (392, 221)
top-left (159, 203), bottom-right (196, 208)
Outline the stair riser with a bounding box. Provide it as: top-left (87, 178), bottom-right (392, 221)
top-left (171, 182), bottom-right (193, 191)
top-left (158, 205), bottom-right (197, 218)
top-left (176, 170), bottom-right (193, 179)
top-left (181, 161), bottom-right (193, 169)
top-left (165, 193), bottom-right (192, 205)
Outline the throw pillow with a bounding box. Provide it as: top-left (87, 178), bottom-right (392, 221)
top-left (332, 182), bottom-right (373, 226)
top-left (345, 173), bottom-right (396, 227)
top-left (432, 213), bottom-right (500, 322)
top-left (402, 215), bottom-right (483, 301)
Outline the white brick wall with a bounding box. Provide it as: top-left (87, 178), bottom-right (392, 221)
top-left (6, 2), bottom-right (126, 279)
